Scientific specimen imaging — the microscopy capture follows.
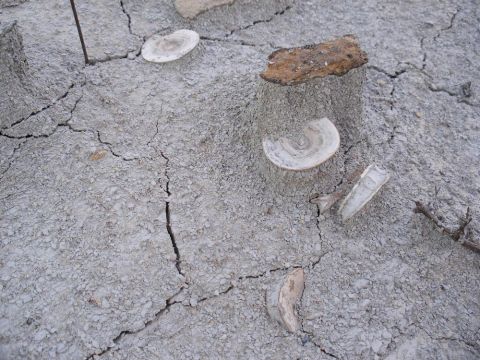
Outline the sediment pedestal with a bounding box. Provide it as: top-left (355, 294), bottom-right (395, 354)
top-left (248, 35), bottom-right (368, 197)
top-left (0, 21), bottom-right (31, 128)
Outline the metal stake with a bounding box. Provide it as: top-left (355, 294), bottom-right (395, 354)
top-left (69, 0), bottom-right (89, 65)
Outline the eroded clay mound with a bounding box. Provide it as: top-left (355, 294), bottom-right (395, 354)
top-left (0, 21), bottom-right (32, 128)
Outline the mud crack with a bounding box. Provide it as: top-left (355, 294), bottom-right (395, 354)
top-left (299, 327), bottom-right (339, 359)
top-left (145, 114), bottom-right (184, 275)
top-left (119, 0), bottom-right (134, 36)
top-left (85, 288), bottom-right (185, 359)
top-left (433, 7), bottom-right (460, 42)
top-left (199, 4), bottom-right (292, 47)
top-left (225, 4), bottom-right (292, 39)
top-left (0, 77), bottom-right (86, 140)
top-left (0, 139), bottom-right (26, 180)
top-left (0, 82), bottom-right (76, 132)
top-left (199, 35), bottom-right (265, 48)
top-left (0, 78), bottom-right (86, 179)
top-left (367, 65), bottom-right (407, 80)
top-left (159, 151), bottom-right (183, 275)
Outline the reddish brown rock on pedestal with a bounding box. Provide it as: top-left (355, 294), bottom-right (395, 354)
top-left (260, 35), bottom-right (368, 86)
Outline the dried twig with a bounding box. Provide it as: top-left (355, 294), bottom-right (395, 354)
top-left (414, 201), bottom-right (480, 254)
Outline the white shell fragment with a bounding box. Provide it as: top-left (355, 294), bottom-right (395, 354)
top-left (262, 118), bottom-right (340, 171)
top-left (141, 30), bottom-right (199, 63)
top-left (339, 164), bottom-right (390, 221)
top-left (266, 268), bottom-right (305, 333)
top-left (175, 0), bottom-right (235, 19)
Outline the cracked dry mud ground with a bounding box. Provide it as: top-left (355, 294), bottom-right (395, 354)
top-left (0, 0), bottom-right (479, 359)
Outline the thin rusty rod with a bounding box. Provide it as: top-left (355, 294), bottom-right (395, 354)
top-left (69, 0), bottom-right (89, 65)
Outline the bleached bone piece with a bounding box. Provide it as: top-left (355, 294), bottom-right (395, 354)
top-left (311, 191), bottom-right (343, 214)
top-left (175, 0), bottom-right (235, 19)
top-left (339, 164), bottom-right (390, 221)
top-left (262, 118), bottom-right (340, 171)
top-left (141, 30), bottom-right (199, 63)
top-left (266, 268), bottom-right (305, 333)
top-left (243, 35), bottom-right (368, 197)
top-left (310, 166), bottom-right (364, 214)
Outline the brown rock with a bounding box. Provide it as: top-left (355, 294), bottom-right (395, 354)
top-left (260, 35), bottom-right (368, 86)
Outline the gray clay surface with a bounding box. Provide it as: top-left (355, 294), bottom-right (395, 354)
top-left (0, 0), bottom-right (479, 359)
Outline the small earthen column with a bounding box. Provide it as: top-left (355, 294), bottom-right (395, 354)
top-left (0, 21), bottom-right (31, 128)
top-left (247, 35), bottom-right (368, 197)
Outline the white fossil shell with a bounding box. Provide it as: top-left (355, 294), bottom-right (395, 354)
top-left (262, 118), bottom-right (340, 171)
top-left (339, 164), bottom-right (390, 221)
top-left (141, 30), bottom-right (199, 63)
top-left (266, 268), bottom-right (305, 333)
top-left (175, 0), bottom-right (235, 19)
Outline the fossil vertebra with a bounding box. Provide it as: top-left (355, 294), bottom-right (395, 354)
top-left (339, 164), bottom-right (390, 221)
top-left (262, 118), bottom-right (340, 171)
top-left (142, 30), bottom-right (199, 63)
top-left (266, 268), bottom-right (305, 333)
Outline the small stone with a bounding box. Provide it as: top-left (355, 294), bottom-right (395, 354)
top-left (101, 298), bottom-right (110, 308)
top-left (301, 335), bottom-right (310, 345)
top-left (371, 339), bottom-right (383, 353)
top-left (415, 111), bottom-right (422, 118)
top-left (89, 149), bottom-right (108, 161)
top-left (353, 278), bottom-right (369, 290)
top-left (88, 297), bottom-right (101, 306)
top-left (34, 329), bottom-right (48, 341)
top-left (461, 81), bottom-right (472, 97)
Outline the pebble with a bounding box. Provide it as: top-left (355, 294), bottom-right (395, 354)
top-left (353, 278), bottom-right (369, 290)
